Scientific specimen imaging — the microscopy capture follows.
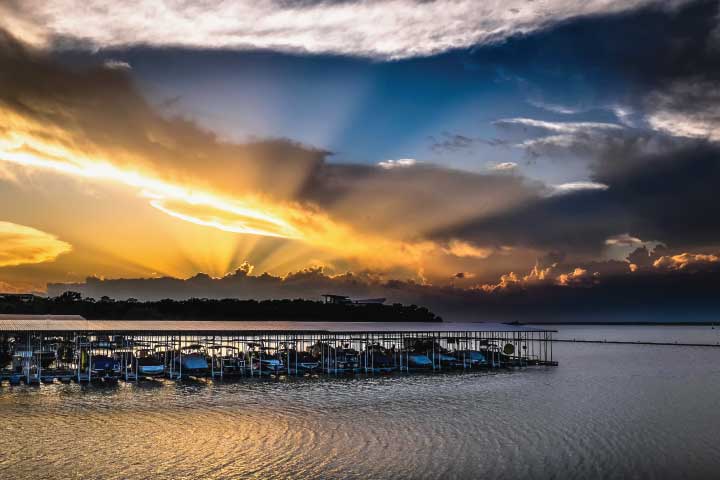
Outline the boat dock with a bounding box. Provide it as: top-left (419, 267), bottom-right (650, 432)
top-left (0, 316), bottom-right (557, 384)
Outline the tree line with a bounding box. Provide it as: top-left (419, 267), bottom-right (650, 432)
top-left (0, 292), bottom-right (442, 322)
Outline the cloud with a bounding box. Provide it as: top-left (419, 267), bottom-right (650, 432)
top-left (442, 240), bottom-right (493, 259)
top-left (442, 131), bottom-right (720, 254)
top-left (0, 221), bottom-right (71, 267)
top-left (495, 118), bottom-right (623, 135)
top-left (549, 181), bottom-right (609, 195)
top-left (556, 267), bottom-right (596, 286)
top-left (605, 233), bottom-right (643, 246)
top-left (429, 132), bottom-right (513, 154)
top-left (103, 59), bottom-right (131, 70)
top-left (627, 244), bottom-right (718, 271)
top-left (452, 271), bottom-right (476, 280)
top-left (527, 99), bottom-right (580, 115)
top-left (0, 35), bottom-right (327, 247)
top-left (477, 0), bottom-right (720, 152)
top-left (0, 280), bottom-right (45, 294)
top-left (653, 252), bottom-right (720, 271)
top-left (377, 158), bottom-right (417, 169)
top-left (475, 260), bottom-right (598, 291)
top-left (0, 29), bottom-right (553, 282)
top-left (612, 106), bottom-right (636, 127)
top-left (495, 118), bottom-right (627, 158)
top-left (646, 80), bottom-right (720, 142)
top-left (489, 162), bottom-right (517, 171)
top-left (44, 247), bottom-right (720, 321)
top-left (298, 161), bottom-right (543, 246)
top-left (0, 0), bottom-right (688, 60)
top-left (429, 133), bottom-right (476, 153)
top-left (464, 14), bottom-right (720, 256)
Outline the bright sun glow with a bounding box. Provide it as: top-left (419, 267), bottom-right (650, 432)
top-left (0, 132), bottom-right (300, 239)
top-left (0, 115), bottom-right (448, 277)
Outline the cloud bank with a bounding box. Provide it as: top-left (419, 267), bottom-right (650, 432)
top-left (0, 0), bottom-right (689, 59)
top-left (48, 244), bottom-right (720, 321)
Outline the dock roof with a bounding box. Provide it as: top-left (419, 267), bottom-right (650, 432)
top-left (0, 315), bottom-right (554, 334)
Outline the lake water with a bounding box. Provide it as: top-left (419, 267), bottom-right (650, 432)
top-left (1, 325), bottom-right (720, 479)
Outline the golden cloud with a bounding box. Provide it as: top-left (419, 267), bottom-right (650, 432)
top-left (442, 239), bottom-right (494, 259)
top-left (653, 253), bottom-right (720, 271)
top-left (0, 221), bottom-right (71, 267)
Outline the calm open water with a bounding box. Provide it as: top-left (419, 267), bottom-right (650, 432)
top-left (1, 325), bottom-right (720, 479)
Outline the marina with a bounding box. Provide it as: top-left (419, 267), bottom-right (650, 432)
top-left (0, 316), bottom-right (556, 385)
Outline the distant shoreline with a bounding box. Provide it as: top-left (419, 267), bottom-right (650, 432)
top-left (551, 338), bottom-right (720, 347)
top-left (518, 322), bottom-right (720, 326)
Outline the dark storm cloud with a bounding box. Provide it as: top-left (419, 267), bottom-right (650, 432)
top-left (433, 188), bottom-right (627, 252)
top-left (430, 0), bottom-right (720, 254)
top-left (484, 0), bottom-right (720, 134)
top-left (592, 139), bottom-right (720, 246)
top-left (434, 131), bottom-right (720, 253)
top-left (0, 29), bottom-right (328, 200)
top-left (522, 2), bottom-right (716, 84)
top-left (294, 161), bottom-right (545, 236)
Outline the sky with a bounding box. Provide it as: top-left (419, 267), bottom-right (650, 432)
top-left (0, 0), bottom-right (719, 319)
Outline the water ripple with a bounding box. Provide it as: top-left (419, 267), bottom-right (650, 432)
top-left (1, 343), bottom-right (720, 479)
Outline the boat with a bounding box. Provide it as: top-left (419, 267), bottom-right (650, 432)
top-left (407, 339), bottom-right (458, 367)
top-left (134, 349), bottom-right (165, 377)
top-left (480, 344), bottom-right (513, 367)
top-left (405, 352), bottom-right (433, 369)
top-left (437, 352), bottom-right (460, 367)
top-left (91, 355), bottom-right (121, 377)
top-left (454, 350), bottom-right (487, 367)
top-left (174, 345), bottom-right (210, 376)
top-left (207, 345), bottom-right (245, 375)
top-left (11, 350), bottom-right (40, 383)
top-left (310, 342), bottom-right (360, 374)
top-left (245, 343), bottom-right (283, 374)
top-left (362, 344), bottom-right (395, 373)
top-left (282, 349), bottom-right (320, 374)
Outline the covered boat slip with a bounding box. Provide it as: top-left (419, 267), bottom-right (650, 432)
top-left (0, 316), bottom-right (557, 384)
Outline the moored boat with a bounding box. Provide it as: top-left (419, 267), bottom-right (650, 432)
top-left (454, 350), bottom-right (487, 367)
top-left (406, 352), bottom-right (433, 369)
top-left (208, 345), bottom-right (245, 375)
top-left (91, 355), bottom-right (121, 377)
top-left (135, 349), bottom-right (165, 377)
top-left (310, 342), bottom-right (360, 374)
top-left (174, 345), bottom-right (210, 376)
top-left (282, 349), bottom-right (320, 374)
top-left (362, 344), bottom-right (394, 373)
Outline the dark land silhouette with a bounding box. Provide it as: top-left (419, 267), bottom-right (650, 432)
top-left (0, 292), bottom-right (442, 322)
